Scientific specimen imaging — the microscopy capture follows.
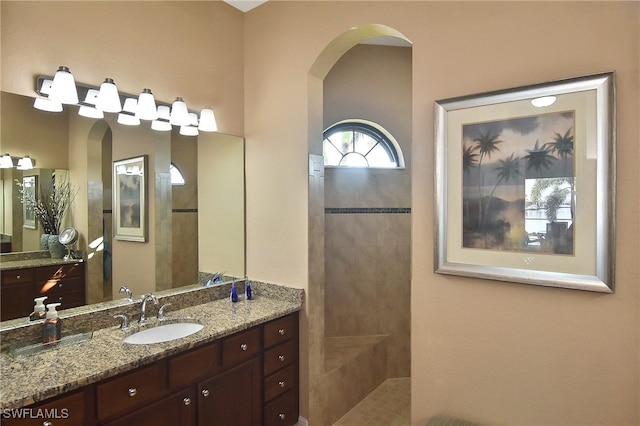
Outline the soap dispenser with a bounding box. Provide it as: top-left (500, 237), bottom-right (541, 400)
top-left (43, 303), bottom-right (62, 344)
top-left (244, 277), bottom-right (252, 300)
top-left (230, 282), bottom-right (239, 303)
top-left (29, 296), bottom-right (48, 321)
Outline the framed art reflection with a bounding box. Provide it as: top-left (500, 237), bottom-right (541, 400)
top-left (113, 155), bottom-right (148, 242)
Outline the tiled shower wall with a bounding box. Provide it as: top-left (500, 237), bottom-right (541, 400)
top-left (324, 168), bottom-right (411, 378)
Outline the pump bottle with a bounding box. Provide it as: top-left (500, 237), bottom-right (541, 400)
top-left (29, 296), bottom-right (48, 321)
top-left (43, 303), bottom-right (62, 344)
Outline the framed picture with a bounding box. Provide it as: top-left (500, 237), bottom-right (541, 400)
top-left (22, 175), bottom-right (37, 229)
top-left (434, 72), bottom-right (615, 293)
top-left (113, 155), bottom-right (148, 242)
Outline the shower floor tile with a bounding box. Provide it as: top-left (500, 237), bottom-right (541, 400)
top-left (332, 377), bottom-right (410, 426)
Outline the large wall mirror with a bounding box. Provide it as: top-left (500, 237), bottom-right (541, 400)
top-left (0, 91), bottom-right (245, 320)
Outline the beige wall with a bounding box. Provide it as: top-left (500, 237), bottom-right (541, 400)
top-left (245, 2), bottom-right (639, 425)
top-left (0, 1), bottom-right (244, 136)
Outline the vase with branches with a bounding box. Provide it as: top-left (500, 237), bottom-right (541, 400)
top-left (16, 177), bottom-right (77, 235)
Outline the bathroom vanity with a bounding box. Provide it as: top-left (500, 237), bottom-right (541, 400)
top-left (0, 252), bottom-right (86, 321)
top-left (0, 281), bottom-right (302, 426)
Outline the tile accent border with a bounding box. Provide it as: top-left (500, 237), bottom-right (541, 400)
top-left (325, 207), bottom-right (411, 214)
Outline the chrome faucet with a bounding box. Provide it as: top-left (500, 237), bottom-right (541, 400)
top-left (119, 285), bottom-right (133, 302)
top-left (139, 293), bottom-right (158, 324)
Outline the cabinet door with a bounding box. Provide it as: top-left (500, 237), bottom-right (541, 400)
top-left (102, 388), bottom-right (194, 426)
top-left (1, 269), bottom-right (36, 321)
top-left (197, 358), bottom-right (261, 426)
top-left (1, 390), bottom-right (87, 426)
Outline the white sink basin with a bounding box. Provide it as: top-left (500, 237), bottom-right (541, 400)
top-left (123, 322), bottom-right (203, 345)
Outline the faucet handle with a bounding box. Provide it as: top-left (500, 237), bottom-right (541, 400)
top-left (113, 314), bottom-right (130, 330)
top-left (158, 303), bottom-right (172, 320)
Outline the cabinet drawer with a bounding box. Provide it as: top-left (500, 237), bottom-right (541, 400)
top-left (169, 341), bottom-right (221, 389)
top-left (36, 277), bottom-right (83, 296)
top-left (264, 339), bottom-right (294, 376)
top-left (35, 263), bottom-right (84, 281)
top-left (264, 314), bottom-right (295, 348)
top-left (103, 388), bottom-right (195, 426)
top-left (1, 269), bottom-right (35, 285)
top-left (222, 327), bottom-right (260, 367)
top-left (96, 362), bottom-right (168, 421)
top-left (264, 364), bottom-right (294, 402)
top-left (39, 289), bottom-right (85, 310)
top-left (264, 390), bottom-right (298, 426)
top-left (1, 390), bottom-right (86, 426)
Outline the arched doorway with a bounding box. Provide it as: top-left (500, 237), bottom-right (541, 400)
top-left (307, 24), bottom-right (412, 425)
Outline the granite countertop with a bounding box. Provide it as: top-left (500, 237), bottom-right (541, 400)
top-left (0, 250), bottom-right (83, 271)
top-left (0, 257), bottom-right (83, 271)
top-left (0, 292), bottom-right (302, 409)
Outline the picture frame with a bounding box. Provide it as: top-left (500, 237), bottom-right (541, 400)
top-left (434, 72), bottom-right (615, 293)
top-left (22, 175), bottom-right (37, 229)
top-left (113, 155), bottom-right (148, 242)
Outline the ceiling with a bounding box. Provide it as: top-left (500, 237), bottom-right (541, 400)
top-left (224, 0), bottom-right (268, 12)
top-left (222, 1), bottom-right (411, 47)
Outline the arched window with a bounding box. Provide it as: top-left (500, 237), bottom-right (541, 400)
top-left (170, 163), bottom-right (185, 185)
top-left (323, 120), bottom-right (404, 168)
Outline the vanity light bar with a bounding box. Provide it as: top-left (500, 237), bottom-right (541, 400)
top-left (34, 71), bottom-right (217, 135)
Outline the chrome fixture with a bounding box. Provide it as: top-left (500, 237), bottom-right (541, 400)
top-left (158, 303), bottom-right (172, 320)
top-left (139, 293), bottom-right (158, 324)
top-left (113, 314), bottom-right (130, 330)
top-left (34, 66), bottom-right (218, 135)
top-left (0, 154), bottom-right (36, 170)
top-left (119, 285), bottom-right (133, 302)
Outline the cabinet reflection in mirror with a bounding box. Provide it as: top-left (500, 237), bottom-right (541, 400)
top-left (0, 91), bottom-right (245, 320)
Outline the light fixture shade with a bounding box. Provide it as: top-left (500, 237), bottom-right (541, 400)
top-left (34, 97), bottom-right (63, 112)
top-left (180, 125), bottom-right (199, 136)
top-left (136, 89), bottom-right (158, 120)
top-left (96, 78), bottom-right (122, 113)
top-left (170, 97), bottom-right (190, 126)
top-left (78, 89), bottom-right (104, 119)
top-left (198, 107), bottom-right (218, 132)
top-left (188, 112), bottom-right (199, 126)
top-left (0, 154), bottom-right (14, 168)
top-left (117, 98), bottom-right (140, 126)
top-left (17, 156), bottom-right (34, 170)
top-left (151, 105), bottom-right (171, 131)
top-left (48, 66), bottom-right (79, 105)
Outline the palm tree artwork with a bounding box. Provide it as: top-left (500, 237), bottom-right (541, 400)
top-left (461, 111), bottom-right (575, 253)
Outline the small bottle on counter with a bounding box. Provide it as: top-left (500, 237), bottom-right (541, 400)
top-left (244, 277), bottom-right (252, 300)
top-left (29, 296), bottom-right (48, 321)
top-left (230, 282), bottom-right (239, 303)
top-left (43, 303), bottom-right (62, 345)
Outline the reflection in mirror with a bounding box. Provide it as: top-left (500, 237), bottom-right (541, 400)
top-left (0, 91), bottom-right (245, 324)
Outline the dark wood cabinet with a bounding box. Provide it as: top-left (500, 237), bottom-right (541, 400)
top-left (262, 313), bottom-right (299, 426)
top-left (1, 390), bottom-right (88, 426)
top-left (197, 358), bottom-right (261, 426)
top-left (5, 311), bottom-right (299, 426)
top-left (103, 388), bottom-right (195, 426)
top-left (0, 262), bottom-right (86, 321)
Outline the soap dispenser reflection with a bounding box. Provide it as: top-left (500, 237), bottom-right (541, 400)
top-left (43, 303), bottom-right (62, 344)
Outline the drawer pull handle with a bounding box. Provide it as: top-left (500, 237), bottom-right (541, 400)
top-left (202, 389), bottom-right (210, 397)
top-left (279, 413), bottom-right (286, 420)
top-left (16, 275), bottom-right (21, 280)
top-left (278, 380), bottom-right (286, 387)
top-left (43, 422), bottom-right (53, 426)
top-left (278, 328), bottom-right (286, 336)
top-left (183, 397), bottom-right (191, 406)
top-left (128, 387), bottom-right (137, 397)
top-left (240, 343), bottom-right (248, 351)
top-left (278, 355), bottom-right (285, 362)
